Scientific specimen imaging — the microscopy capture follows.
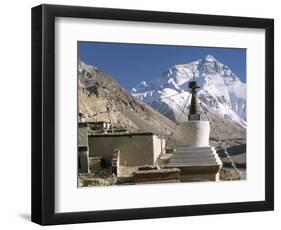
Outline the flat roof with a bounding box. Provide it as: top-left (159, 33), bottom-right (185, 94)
top-left (78, 121), bottom-right (110, 125)
top-left (89, 132), bottom-right (157, 138)
top-left (78, 122), bottom-right (88, 127)
top-left (87, 121), bottom-right (110, 124)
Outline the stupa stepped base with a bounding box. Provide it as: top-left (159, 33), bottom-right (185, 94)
top-left (164, 146), bottom-right (222, 182)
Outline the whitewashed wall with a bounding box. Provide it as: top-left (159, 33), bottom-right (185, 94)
top-left (88, 134), bottom-right (156, 166)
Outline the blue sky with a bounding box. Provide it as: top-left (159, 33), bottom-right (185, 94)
top-left (78, 41), bottom-right (246, 91)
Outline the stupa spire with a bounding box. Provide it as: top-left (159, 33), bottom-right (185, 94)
top-left (188, 73), bottom-right (201, 121)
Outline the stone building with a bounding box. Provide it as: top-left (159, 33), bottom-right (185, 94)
top-left (78, 122), bottom-right (89, 173)
top-left (87, 121), bottom-right (111, 132)
top-left (88, 132), bottom-right (165, 167)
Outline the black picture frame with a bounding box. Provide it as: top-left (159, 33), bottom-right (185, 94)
top-left (31, 4), bottom-right (274, 225)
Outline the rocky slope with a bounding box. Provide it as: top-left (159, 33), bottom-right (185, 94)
top-left (78, 60), bottom-right (182, 144)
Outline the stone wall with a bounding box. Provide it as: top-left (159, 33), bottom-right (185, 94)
top-left (78, 123), bottom-right (88, 147)
top-left (88, 133), bottom-right (163, 166)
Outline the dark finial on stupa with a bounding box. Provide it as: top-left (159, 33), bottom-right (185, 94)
top-left (188, 73), bottom-right (201, 121)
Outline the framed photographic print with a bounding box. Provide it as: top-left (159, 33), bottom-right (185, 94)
top-left (31, 4), bottom-right (274, 225)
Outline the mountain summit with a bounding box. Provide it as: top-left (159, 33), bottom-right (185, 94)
top-left (131, 55), bottom-right (246, 127)
top-left (204, 54), bottom-right (217, 62)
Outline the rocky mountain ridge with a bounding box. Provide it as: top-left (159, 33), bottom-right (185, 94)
top-left (131, 54), bottom-right (246, 128)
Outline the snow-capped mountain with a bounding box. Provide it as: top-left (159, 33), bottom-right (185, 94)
top-left (131, 55), bottom-right (246, 127)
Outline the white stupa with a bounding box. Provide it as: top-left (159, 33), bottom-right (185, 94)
top-left (166, 80), bottom-right (222, 182)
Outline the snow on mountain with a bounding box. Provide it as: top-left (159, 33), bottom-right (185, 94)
top-left (131, 55), bottom-right (246, 127)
